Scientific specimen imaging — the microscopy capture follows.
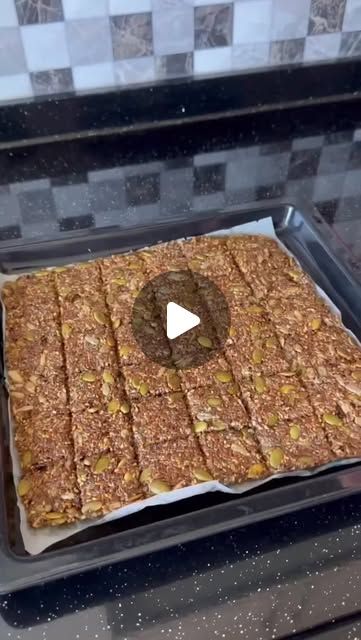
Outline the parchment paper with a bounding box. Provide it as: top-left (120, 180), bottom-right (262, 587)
top-left (1, 217), bottom-right (360, 555)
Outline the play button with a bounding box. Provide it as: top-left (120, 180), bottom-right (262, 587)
top-left (166, 302), bottom-right (200, 340)
top-left (131, 270), bottom-right (230, 369)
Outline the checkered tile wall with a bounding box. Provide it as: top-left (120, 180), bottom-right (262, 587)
top-left (1, 0), bottom-right (361, 104)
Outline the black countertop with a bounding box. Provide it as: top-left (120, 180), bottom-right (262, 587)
top-left (0, 97), bottom-right (361, 639)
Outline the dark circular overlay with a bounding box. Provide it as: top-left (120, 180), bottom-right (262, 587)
top-left (131, 270), bottom-right (230, 369)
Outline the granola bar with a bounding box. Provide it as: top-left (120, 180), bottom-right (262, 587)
top-left (4, 274), bottom-right (68, 418)
top-left (15, 411), bottom-right (74, 468)
top-left (241, 374), bottom-right (333, 470)
top-left (123, 361), bottom-right (182, 399)
top-left (137, 436), bottom-right (210, 494)
top-left (56, 262), bottom-right (126, 414)
top-left (17, 458), bottom-right (81, 528)
top-left (198, 430), bottom-right (268, 484)
top-left (132, 392), bottom-right (193, 447)
top-left (186, 385), bottom-right (249, 433)
top-left (179, 354), bottom-right (236, 393)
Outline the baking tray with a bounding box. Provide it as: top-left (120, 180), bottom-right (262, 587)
top-left (0, 199), bottom-right (361, 593)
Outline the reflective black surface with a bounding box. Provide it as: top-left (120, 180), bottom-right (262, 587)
top-left (1, 494), bottom-right (361, 639)
top-left (0, 97), bottom-right (361, 638)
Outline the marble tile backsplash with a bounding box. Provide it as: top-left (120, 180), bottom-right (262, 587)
top-left (0, 0), bottom-right (360, 104)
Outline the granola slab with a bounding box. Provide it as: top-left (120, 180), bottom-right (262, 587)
top-left (3, 230), bottom-right (361, 530)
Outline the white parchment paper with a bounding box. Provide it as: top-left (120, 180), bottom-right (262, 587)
top-left (1, 216), bottom-right (360, 555)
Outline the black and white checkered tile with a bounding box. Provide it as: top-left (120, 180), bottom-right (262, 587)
top-left (1, 127), bottom-right (361, 273)
top-left (1, 0), bottom-right (361, 102)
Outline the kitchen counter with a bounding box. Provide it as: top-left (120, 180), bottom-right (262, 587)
top-left (0, 97), bottom-right (361, 639)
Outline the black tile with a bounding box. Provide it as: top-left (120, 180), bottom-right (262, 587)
top-left (255, 183), bottom-right (285, 200)
top-left (125, 173), bottom-right (160, 206)
top-left (348, 142), bottom-right (361, 170)
top-left (315, 199), bottom-right (338, 224)
top-left (194, 163), bottom-right (226, 196)
top-left (31, 68), bottom-right (73, 96)
top-left (0, 225), bottom-right (21, 241)
top-left (259, 140), bottom-right (292, 156)
top-left (51, 173), bottom-right (88, 187)
top-left (336, 196), bottom-right (361, 221)
top-left (15, 0), bottom-right (63, 25)
top-left (164, 157), bottom-right (193, 170)
top-left (88, 180), bottom-right (124, 212)
top-left (324, 129), bottom-right (354, 144)
top-left (18, 188), bottom-right (56, 224)
top-left (59, 214), bottom-right (95, 232)
top-left (195, 4), bottom-right (233, 49)
top-left (111, 13), bottom-right (153, 60)
top-left (225, 187), bottom-right (256, 206)
top-left (287, 148), bottom-right (321, 180)
top-left (317, 143), bottom-right (351, 175)
top-left (155, 53), bottom-right (193, 79)
top-left (308, 0), bottom-right (346, 35)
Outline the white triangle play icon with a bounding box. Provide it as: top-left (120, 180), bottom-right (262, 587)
top-left (166, 302), bottom-right (200, 340)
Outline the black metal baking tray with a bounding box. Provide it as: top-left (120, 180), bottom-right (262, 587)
top-left (0, 199), bottom-right (361, 594)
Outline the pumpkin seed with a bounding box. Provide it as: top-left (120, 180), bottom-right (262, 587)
top-left (254, 375), bottom-right (267, 393)
top-left (149, 479), bottom-right (171, 494)
top-left (289, 424), bottom-right (301, 440)
top-left (61, 323), bottom-right (72, 338)
top-left (323, 413), bottom-right (343, 427)
top-left (81, 371), bottom-right (96, 383)
top-left (102, 371), bottom-right (115, 385)
top-left (139, 382), bottom-right (149, 397)
top-left (94, 456), bottom-right (110, 474)
top-left (18, 478), bottom-right (31, 496)
top-left (207, 396), bottom-right (222, 408)
top-left (120, 402), bottom-right (130, 414)
top-left (215, 370), bottom-right (232, 383)
top-left (193, 468), bottom-right (213, 482)
top-left (268, 448), bottom-right (284, 469)
top-left (108, 399), bottom-right (120, 414)
top-left (247, 463), bottom-right (267, 479)
top-left (194, 421), bottom-right (208, 433)
top-left (94, 310), bottom-right (107, 325)
top-left (197, 336), bottom-right (213, 349)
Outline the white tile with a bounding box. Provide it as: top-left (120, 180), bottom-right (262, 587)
top-left (73, 62), bottom-right (115, 91)
top-left (232, 42), bottom-right (269, 69)
top-left (194, 47), bottom-right (232, 74)
top-left (62, 0), bottom-right (108, 19)
top-left (21, 23), bottom-right (70, 72)
top-left (304, 33), bottom-right (341, 62)
top-left (194, 0), bottom-right (232, 4)
top-left (114, 57), bottom-right (155, 84)
top-left (0, 0), bottom-right (18, 26)
top-left (153, 5), bottom-right (194, 55)
top-left (234, 0), bottom-right (272, 44)
top-left (0, 73), bottom-right (32, 102)
top-left (343, 0), bottom-right (361, 31)
top-left (110, 0), bottom-right (152, 14)
top-left (271, 0), bottom-right (311, 40)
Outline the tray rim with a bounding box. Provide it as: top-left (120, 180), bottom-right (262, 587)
top-left (1, 198), bottom-right (361, 593)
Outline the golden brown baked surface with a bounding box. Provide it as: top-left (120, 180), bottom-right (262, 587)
top-left (3, 234), bottom-right (360, 528)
